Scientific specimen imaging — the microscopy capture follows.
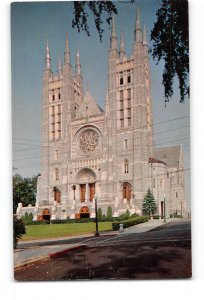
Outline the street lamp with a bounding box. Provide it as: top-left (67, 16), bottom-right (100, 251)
top-left (163, 195), bottom-right (166, 223)
top-left (94, 194), bottom-right (99, 236)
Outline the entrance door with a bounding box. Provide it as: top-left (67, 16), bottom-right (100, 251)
top-left (42, 208), bottom-right (50, 221)
top-left (89, 183), bottom-right (95, 202)
top-left (80, 184), bottom-right (86, 202)
top-left (79, 206), bottom-right (90, 218)
top-left (161, 201), bottom-right (164, 218)
top-left (123, 183), bottom-right (132, 201)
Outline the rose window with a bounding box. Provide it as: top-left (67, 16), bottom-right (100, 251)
top-left (80, 130), bottom-right (99, 154)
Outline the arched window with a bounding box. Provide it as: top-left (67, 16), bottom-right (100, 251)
top-left (124, 159), bottom-right (129, 174)
top-left (55, 168), bottom-right (59, 181)
top-left (53, 187), bottom-right (61, 203)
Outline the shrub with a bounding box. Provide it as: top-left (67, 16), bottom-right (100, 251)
top-left (13, 215), bottom-right (26, 249)
top-left (107, 206), bottom-right (113, 219)
top-left (118, 210), bottom-right (131, 221)
top-left (97, 208), bottom-right (102, 219)
top-left (112, 216), bottom-right (149, 231)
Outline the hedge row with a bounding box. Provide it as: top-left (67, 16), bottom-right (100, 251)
top-left (112, 216), bottom-right (149, 231)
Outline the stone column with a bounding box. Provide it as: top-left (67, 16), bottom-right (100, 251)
top-left (85, 183), bottom-right (89, 202)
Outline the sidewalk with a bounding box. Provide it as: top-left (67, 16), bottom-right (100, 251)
top-left (14, 219), bottom-right (171, 268)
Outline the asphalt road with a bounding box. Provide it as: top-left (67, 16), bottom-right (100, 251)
top-left (14, 220), bottom-right (191, 281)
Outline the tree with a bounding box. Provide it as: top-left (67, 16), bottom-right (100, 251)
top-left (13, 215), bottom-right (26, 249)
top-left (72, 1), bottom-right (118, 41)
top-left (72, 1), bottom-right (189, 104)
top-left (13, 173), bottom-right (39, 213)
top-left (150, 0), bottom-right (189, 103)
top-left (142, 188), bottom-right (157, 216)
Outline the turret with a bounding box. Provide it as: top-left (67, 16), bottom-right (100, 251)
top-left (119, 32), bottom-right (125, 61)
top-left (64, 32), bottom-right (70, 64)
top-left (58, 54), bottom-right (62, 77)
top-left (110, 15), bottom-right (117, 50)
top-left (134, 9), bottom-right (142, 43)
top-left (44, 39), bottom-right (51, 71)
top-left (75, 49), bottom-right (81, 76)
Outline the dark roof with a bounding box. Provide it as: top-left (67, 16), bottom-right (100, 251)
top-left (152, 146), bottom-right (181, 168)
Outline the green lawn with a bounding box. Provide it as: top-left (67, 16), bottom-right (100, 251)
top-left (22, 222), bottom-right (113, 241)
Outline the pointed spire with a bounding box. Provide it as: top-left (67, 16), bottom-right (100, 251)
top-left (134, 9), bottom-right (142, 43)
top-left (120, 32), bottom-right (125, 60)
top-left (75, 49), bottom-right (81, 76)
top-left (110, 15), bottom-right (117, 50)
top-left (143, 25), bottom-right (148, 46)
top-left (64, 32), bottom-right (70, 64)
top-left (44, 39), bottom-right (51, 70)
top-left (58, 54), bottom-right (62, 77)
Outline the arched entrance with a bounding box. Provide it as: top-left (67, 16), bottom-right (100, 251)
top-left (79, 206), bottom-right (90, 218)
top-left (76, 168), bottom-right (96, 202)
top-left (53, 187), bottom-right (61, 203)
top-left (42, 208), bottom-right (51, 221)
top-left (122, 182), bottom-right (132, 202)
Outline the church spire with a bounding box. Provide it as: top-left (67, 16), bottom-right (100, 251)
top-left (58, 53), bottom-right (62, 77)
top-left (75, 49), bottom-right (81, 76)
top-left (110, 15), bottom-right (117, 50)
top-left (119, 32), bottom-right (125, 60)
top-left (143, 25), bottom-right (148, 57)
top-left (44, 39), bottom-right (51, 70)
top-left (64, 32), bottom-right (70, 64)
top-left (134, 9), bottom-right (142, 43)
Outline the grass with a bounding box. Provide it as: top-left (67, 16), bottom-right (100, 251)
top-left (22, 222), bottom-right (113, 241)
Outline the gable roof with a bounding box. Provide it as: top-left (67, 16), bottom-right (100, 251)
top-left (76, 90), bottom-right (103, 119)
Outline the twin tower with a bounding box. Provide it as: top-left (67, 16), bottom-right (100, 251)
top-left (16, 11), bottom-right (186, 221)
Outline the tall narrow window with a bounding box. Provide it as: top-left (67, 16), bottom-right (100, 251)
top-left (54, 150), bottom-right (58, 160)
top-left (128, 117), bottom-right (131, 126)
top-left (55, 168), bottom-right (59, 181)
top-left (124, 159), bottom-right (129, 174)
top-left (120, 119), bottom-right (124, 128)
top-left (120, 72), bottom-right (123, 85)
top-left (153, 178), bottom-right (156, 188)
top-left (127, 70), bottom-right (131, 83)
top-left (52, 94), bottom-right (55, 101)
top-left (124, 139), bottom-right (128, 150)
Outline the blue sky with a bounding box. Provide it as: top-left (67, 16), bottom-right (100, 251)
top-left (11, 0), bottom-right (190, 206)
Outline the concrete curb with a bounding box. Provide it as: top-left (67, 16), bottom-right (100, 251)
top-left (49, 244), bottom-right (87, 258)
top-left (14, 255), bottom-right (49, 271)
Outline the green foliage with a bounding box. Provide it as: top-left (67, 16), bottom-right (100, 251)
top-left (118, 210), bottom-right (131, 221)
top-left (150, 0), bottom-right (189, 103)
top-left (142, 188), bottom-right (157, 217)
top-left (13, 215), bottom-right (26, 249)
top-left (97, 207), bottom-right (103, 219)
top-left (13, 173), bottom-right (39, 213)
top-left (72, 1), bottom-right (118, 41)
top-left (107, 206), bottom-right (113, 219)
top-left (112, 216), bottom-right (149, 231)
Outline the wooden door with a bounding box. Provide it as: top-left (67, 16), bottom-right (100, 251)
top-left (54, 189), bottom-right (61, 203)
top-left (80, 184), bottom-right (86, 202)
top-left (123, 183), bottom-right (131, 201)
top-left (89, 183), bottom-right (95, 202)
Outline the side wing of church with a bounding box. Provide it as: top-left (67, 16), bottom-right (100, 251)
top-left (17, 12), bottom-right (187, 221)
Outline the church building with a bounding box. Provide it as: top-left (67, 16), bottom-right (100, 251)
top-left (17, 12), bottom-right (187, 221)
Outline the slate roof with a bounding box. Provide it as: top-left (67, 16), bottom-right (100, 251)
top-left (152, 146), bottom-right (181, 168)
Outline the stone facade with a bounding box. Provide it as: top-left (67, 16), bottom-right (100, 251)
top-left (17, 13), bottom-right (187, 221)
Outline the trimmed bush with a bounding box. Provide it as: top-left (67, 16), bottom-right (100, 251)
top-left (107, 206), bottom-right (113, 219)
top-left (13, 215), bottom-right (26, 249)
top-left (112, 216), bottom-right (149, 231)
top-left (97, 208), bottom-right (102, 219)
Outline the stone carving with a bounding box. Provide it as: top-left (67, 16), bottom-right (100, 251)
top-left (80, 129), bottom-right (99, 154)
